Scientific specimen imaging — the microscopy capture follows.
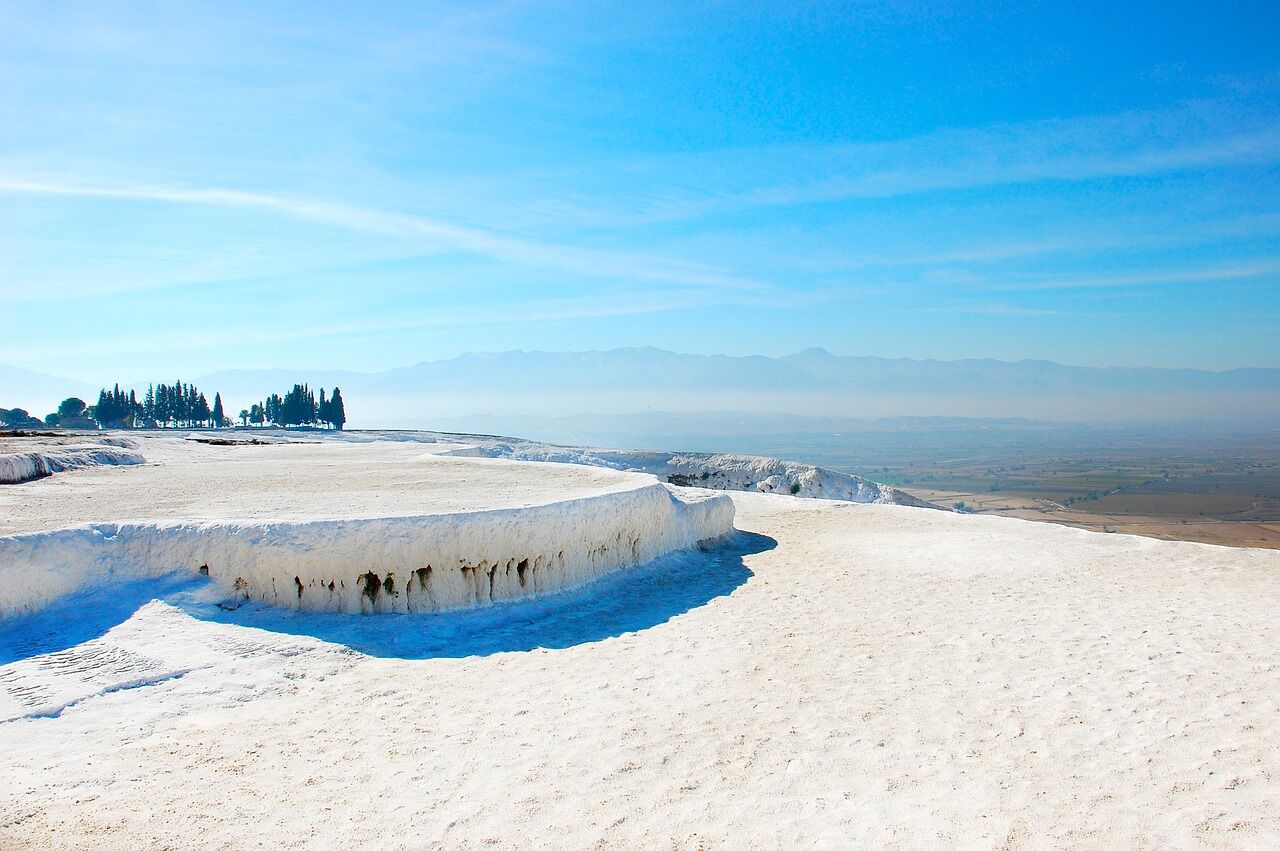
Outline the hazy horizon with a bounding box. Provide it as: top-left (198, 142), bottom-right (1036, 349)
top-left (14, 342), bottom-right (1280, 384)
top-left (6, 346), bottom-right (1278, 433)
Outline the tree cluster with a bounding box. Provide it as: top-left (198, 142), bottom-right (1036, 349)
top-left (4, 381), bottom-right (348, 432)
top-left (89, 381), bottom-right (230, 429)
top-left (0, 407), bottom-right (45, 429)
top-left (91, 385), bottom-right (141, 428)
top-left (1, 398), bottom-right (91, 429)
top-left (246, 384), bottom-right (345, 429)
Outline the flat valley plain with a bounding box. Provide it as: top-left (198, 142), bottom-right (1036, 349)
top-left (674, 421), bottom-right (1280, 550)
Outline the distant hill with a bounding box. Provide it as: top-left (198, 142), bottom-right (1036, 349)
top-left (0, 366), bottom-right (96, 421)
top-left (5, 349), bottom-right (1277, 431)
top-left (193, 347), bottom-right (1279, 429)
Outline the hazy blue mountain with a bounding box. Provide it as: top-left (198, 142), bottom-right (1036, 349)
top-left (5, 349), bottom-right (1276, 431)
top-left (0, 366), bottom-right (97, 421)
top-left (197, 348), bottom-right (1280, 428)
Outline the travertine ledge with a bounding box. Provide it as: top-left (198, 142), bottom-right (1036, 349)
top-left (0, 439), bottom-right (734, 616)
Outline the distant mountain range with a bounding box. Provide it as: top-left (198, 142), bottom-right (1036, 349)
top-left (0, 366), bottom-right (96, 420)
top-left (3, 348), bottom-right (1278, 431)
top-left (196, 347), bottom-right (1280, 427)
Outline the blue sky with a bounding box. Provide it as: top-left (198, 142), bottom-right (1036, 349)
top-left (2, 0), bottom-right (1279, 380)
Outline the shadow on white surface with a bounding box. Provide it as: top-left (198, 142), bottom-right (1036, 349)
top-left (0, 532), bottom-right (772, 663)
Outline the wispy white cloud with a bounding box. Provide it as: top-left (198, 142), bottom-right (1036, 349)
top-left (787, 212), bottom-right (1280, 275)
top-left (0, 175), bottom-right (778, 299)
top-left (923, 304), bottom-right (1065, 316)
top-left (986, 258), bottom-right (1280, 291)
top-left (494, 100), bottom-right (1280, 229)
top-left (0, 287), bottom-right (728, 362)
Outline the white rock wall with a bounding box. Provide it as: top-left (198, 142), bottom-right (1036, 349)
top-left (0, 483), bottom-right (734, 617)
top-left (665, 453), bottom-right (938, 507)
top-left (0, 445), bottom-right (145, 484)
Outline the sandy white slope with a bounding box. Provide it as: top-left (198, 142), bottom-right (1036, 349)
top-left (0, 438), bottom-right (732, 617)
top-left (2, 488), bottom-right (1278, 848)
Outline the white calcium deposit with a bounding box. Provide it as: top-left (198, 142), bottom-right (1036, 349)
top-left (0, 442), bottom-right (145, 484)
top-left (4, 487), bottom-right (1279, 848)
top-left (0, 483), bottom-right (731, 617)
top-left (432, 436), bottom-right (938, 507)
top-left (0, 437), bottom-right (733, 617)
top-left (662, 452), bottom-right (936, 505)
top-left (3, 432), bottom-right (1280, 848)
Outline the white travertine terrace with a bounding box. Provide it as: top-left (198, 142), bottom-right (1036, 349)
top-left (0, 438), bottom-right (734, 616)
top-left (434, 438), bottom-right (938, 507)
top-left (0, 441), bottom-right (144, 484)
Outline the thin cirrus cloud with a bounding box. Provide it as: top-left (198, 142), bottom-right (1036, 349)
top-left (5, 288), bottom-right (734, 363)
top-left (0, 175), bottom-right (778, 300)
top-left (976, 258), bottom-right (1280, 292)
top-left (508, 101), bottom-right (1280, 229)
top-left (793, 213), bottom-right (1280, 274)
top-left (921, 304), bottom-right (1065, 317)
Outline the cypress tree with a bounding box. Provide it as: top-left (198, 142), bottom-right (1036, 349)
top-left (330, 387), bottom-right (346, 431)
top-left (195, 392), bottom-right (211, 426)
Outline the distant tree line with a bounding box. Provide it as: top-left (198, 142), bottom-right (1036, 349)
top-left (0, 407), bottom-right (46, 428)
top-left (2, 397), bottom-right (99, 428)
top-left (88, 381), bottom-right (229, 429)
top-left (2, 381), bottom-right (347, 431)
top-left (243, 384), bottom-right (345, 429)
